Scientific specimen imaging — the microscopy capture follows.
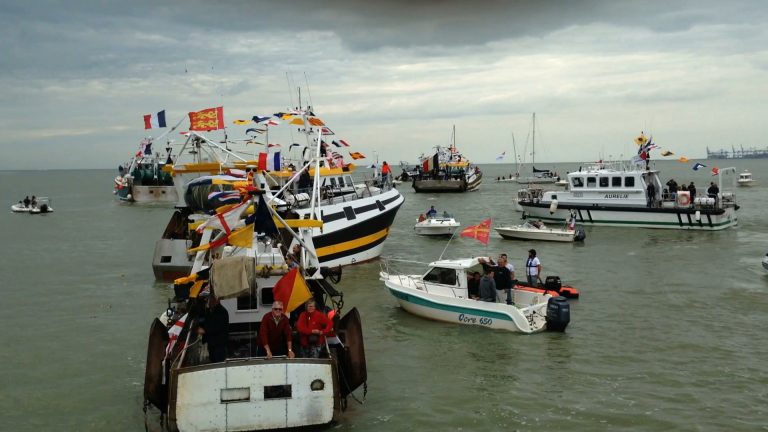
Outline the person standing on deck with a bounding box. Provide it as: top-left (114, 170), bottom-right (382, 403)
top-left (525, 249), bottom-right (542, 287)
top-left (197, 295), bottom-right (230, 363)
top-left (258, 300), bottom-right (295, 359)
top-left (646, 182), bottom-right (656, 207)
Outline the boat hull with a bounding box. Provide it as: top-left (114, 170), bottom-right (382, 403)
top-left (152, 239), bottom-right (196, 281)
top-left (170, 359), bottom-right (337, 432)
top-left (382, 278), bottom-right (547, 333)
top-left (495, 227), bottom-right (575, 242)
top-left (131, 185), bottom-right (179, 203)
top-left (414, 226), bottom-right (459, 236)
top-left (519, 202), bottom-right (737, 231)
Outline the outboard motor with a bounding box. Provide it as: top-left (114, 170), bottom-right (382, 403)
top-left (544, 276), bottom-right (562, 293)
top-left (574, 227), bottom-right (586, 242)
top-left (39, 204), bottom-right (49, 213)
top-left (545, 296), bottom-right (570, 332)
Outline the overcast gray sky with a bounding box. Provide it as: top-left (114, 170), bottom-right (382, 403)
top-left (2, 0), bottom-right (767, 170)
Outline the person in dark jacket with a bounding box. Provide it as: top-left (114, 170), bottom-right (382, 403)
top-left (467, 271), bottom-right (481, 300)
top-left (197, 296), bottom-right (229, 363)
top-left (479, 268), bottom-right (496, 302)
top-left (688, 182), bottom-right (697, 202)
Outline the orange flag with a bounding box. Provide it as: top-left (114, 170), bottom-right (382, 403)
top-left (460, 218), bottom-right (492, 245)
top-left (272, 267), bottom-right (313, 313)
top-left (189, 107), bottom-right (225, 131)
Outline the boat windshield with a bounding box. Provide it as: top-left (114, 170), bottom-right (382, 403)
top-left (423, 267), bottom-right (457, 286)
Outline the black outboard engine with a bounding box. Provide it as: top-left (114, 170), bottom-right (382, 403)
top-left (574, 227), bottom-right (586, 242)
top-left (545, 296), bottom-right (570, 332)
top-left (544, 276), bottom-right (562, 293)
top-left (39, 204), bottom-right (49, 213)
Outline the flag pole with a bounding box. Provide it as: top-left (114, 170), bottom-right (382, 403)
top-left (438, 229), bottom-right (459, 261)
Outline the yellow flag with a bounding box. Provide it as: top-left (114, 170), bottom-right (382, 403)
top-left (308, 117), bottom-right (325, 126)
top-left (233, 119), bottom-right (252, 125)
top-left (227, 224), bottom-right (254, 248)
top-left (290, 117), bottom-right (304, 125)
top-left (634, 133), bottom-right (649, 146)
top-left (678, 156), bottom-right (689, 163)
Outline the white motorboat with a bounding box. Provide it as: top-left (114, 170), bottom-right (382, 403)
top-left (496, 175), bottom-right (518, 183)
top-left (516, 134), bottom-right (739, 231)
top-left (737, 171), bottom-right (757, 187)
top-left (13, 197), bottom-right (54, 214)
top-left (143, 194), bottom-right (368, 431)
top-left (379, 257), bottom-right (570, 333)
top-left (495, 220), bottom-right (585, 242)
top-left (414, 215), bottom-right (461, 236)
top-left (762, 252), bottom-right (768, 272)
top-left (554, 178), bottom-right (568, 187)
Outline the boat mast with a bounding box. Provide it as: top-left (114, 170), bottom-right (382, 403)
top-left (532, 112), bottom-right (536, 168)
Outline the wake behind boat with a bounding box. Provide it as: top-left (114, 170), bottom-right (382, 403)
top-left (379, 257), bottom-right (571, 333)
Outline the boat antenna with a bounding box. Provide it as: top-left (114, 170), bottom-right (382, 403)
top-left (285, 72), bottom-right (296, 109)
top-left (437, 228), bottom-right (460, 260)
top-left (304, 72), bottom-right (314, 110)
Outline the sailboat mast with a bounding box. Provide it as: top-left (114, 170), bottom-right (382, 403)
top-left (532, 112), bottom-right (536, 167)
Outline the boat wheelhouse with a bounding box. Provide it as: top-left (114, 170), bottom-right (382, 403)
top-left (516, 160), bottom-right (739, 230)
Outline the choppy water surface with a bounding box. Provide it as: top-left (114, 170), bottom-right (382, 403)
top-left (1, 160), bottom-right (767, 431)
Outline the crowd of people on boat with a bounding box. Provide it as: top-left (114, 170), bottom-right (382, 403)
top-left (466, 250), bottom-right (543, 304)
top-left (646, 179), bottom-right (721, 208)
top-left (16, 195), bottom-right (38, 209)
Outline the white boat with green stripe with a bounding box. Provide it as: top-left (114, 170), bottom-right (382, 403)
top-left (516, 161), bottom-right (739, 231)
top-left (379, 258), bottom-right (570, 334)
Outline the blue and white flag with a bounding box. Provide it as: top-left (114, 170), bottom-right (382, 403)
top-left (496, 151), bottom-right (506, 161)
top-left (692, 162), bottom-right (707, 171)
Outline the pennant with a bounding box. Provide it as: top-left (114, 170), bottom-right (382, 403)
top-left (196, 201), bottom-right (248, 234)
top-left (308, 117), bottom-right (325, 126)
top-left (349, 151), bottom-right (365, 160)
top-left (289, 143), bottom-right (301, 150)
top-left (460, 218), bottom-right (492, 245)
top-left (233, 119), bottom-right (252, 125)
top-left (320, 127), bottom-right (334, 135)
top-left (245, 128), bottom-right (264, 135)
top-left (496, 152), bottom-right (505, 161)
top-left (692, 162), bottom-right (707, 171)
top-left (660, 150), bottom-right (674, 156)
top-left (246, 194), bottom-right (279, 237)
top-left (189, 107), bottom-right (225, 131)
top-left (338, 139), bottom-right (350, 147)
top-left (143, 110), bottom-right (167, 129)
top-left (258, 151), bottom-right (281, 171)
top-left (266, 119), bottom-right (279, 126)
top-left (267, 143), bottom-right (281, 148)
top-left (165, 313), bottom-right (188, 360)
top-left (274, 112), bottom-right (293, 120)
top-left (252, 115), bottom-right (271, 123)
top-left (711, 167), bottom-right (719, 176)
top-left (226, 223), bottom-right (254, 248)
top-left (678, 156), bottom-right (690, 163)
top-left (187, 234), bottom-right (230, 253)
top-left (272, 267), bottom-right (313, 313)
top-left (290, 117), bottom-right (305, 125)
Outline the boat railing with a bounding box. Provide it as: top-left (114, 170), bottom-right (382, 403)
top-left (379, 258), bottom-right (429, 291)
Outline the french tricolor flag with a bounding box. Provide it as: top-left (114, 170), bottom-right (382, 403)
top-left (143, 110), bottom-right (167, 129)
top-left (258, 151), bottom-right (282, 171)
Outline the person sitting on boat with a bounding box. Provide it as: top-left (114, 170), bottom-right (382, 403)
top-left (525, 249), bottom-right (542, 287)
top-left (467, 271), bottom-right (481, 300)
top-left (297, 299), bottom-right (333, 358)
top-left (530, 220), bottom-right (544, 229)
top-left (418, 213), bottom-right (426, 223)
top-left (442, 210), bottom-right (450, 218)
top-left (258, 300), bottom-right (295, 359)
top-left (478, 268), bottom-right (496, 302)
top-left (23, 196), bottom-right (30, 208)
top-left (197, 295), bottom-right (230, 363)
top-left (426, 206), bottom-right (438, 218)
top-left (30, 195), bottom-right (37, 208)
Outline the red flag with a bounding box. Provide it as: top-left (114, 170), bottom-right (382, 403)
top-left (460, 218), bottom-right (492, 245)
top-left (711, 167), bottom-right (719, 176)
top-left (189, 107), bottom-right (225, 131)
top-left (258, 152), bottom-right (267, 171)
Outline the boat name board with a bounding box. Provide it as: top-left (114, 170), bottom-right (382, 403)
top-left (458, 313), bottom-right (493, 326)
top-left (604, 193), bottom-right (629, 199)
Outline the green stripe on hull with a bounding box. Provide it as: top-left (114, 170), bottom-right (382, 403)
top-left (388, 287), bottom-right (513, 321)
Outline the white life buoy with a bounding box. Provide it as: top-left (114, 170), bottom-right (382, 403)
top-left (549, 199), bottom-right (558, 214)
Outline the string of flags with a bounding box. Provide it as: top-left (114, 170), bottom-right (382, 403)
top-left (633, 132), bottom-right (721, 175)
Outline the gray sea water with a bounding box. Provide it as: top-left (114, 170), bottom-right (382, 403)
top-left (1, 159), bottom-right (767, 431)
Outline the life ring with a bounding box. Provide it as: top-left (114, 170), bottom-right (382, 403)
top-left (678, 194), bottom-right (691, 206)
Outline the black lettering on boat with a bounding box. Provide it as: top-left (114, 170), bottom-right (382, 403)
top-left (604, 194), bottom-right (628, 199)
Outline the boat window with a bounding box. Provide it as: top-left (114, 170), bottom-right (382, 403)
top-left (599, 177), bottom-right (609, 187)
top-left (625, 177), bottom-right (635, 187)
top-left (423, 267), bottom-right (457, 285)
top-left (330, 177), bottom-right (337, 188)
top-left (612, 177), bottom-right (622, 187)
top-left (260, 288), bottom-right (274, 305)
top-left (586, 177), bottom-right (597, 187)
top-left (345, 175), bottom-right (355, 187)
top-left (572, 177), bottom-right (584, 188)
top-left (337, 176), bottom-right (345, 188)
top-left (236, 287), bottom-right (258, 311)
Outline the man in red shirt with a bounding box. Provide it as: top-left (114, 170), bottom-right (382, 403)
top-left (297, 300), bottom-right (333, 358)
top-left (258, 300), bottom-right (295, 359)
